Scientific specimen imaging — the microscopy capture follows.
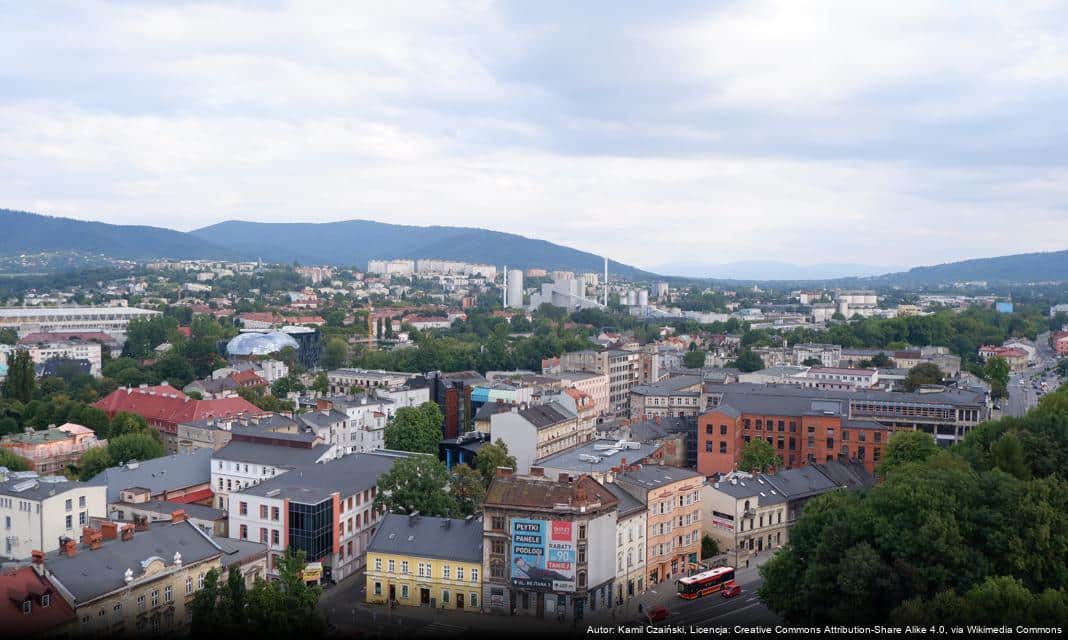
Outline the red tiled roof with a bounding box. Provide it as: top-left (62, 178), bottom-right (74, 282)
top-left (94, 385), bottom-right (262, 427)
top-left (168, 488), bottom-right (214, 505)
top-left (230, 370), bottom-right (267, 386)
top-left (0, 567), bottom-right (76, 634)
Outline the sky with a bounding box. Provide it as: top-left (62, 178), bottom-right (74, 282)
top-left (3, 1), bottom-right (1068, 276)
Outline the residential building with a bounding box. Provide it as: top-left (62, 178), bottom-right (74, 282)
top-left (327, 368), bottom-right (420, 394)
top-left (558, 349), bottom-right (641, 416)
top-left (803, 367), bottom-right (879, 390)
top-left (429, 370), bottom-right (486, 438)
top-left (791, 343), bottom-right (841, 368)
top-left (489, 403), bottom-right (593, 474)
top-left (613, 465), bottom-right (703, 586)
top-left (536, 440), bottom-right (663, 484)
top-left (545, 371), bottom-right (610, 418)
top-left (0, 471), bottom-right (106, 559)
top-left (365, 513), bottom-right (484, 611)
top-left (0, 423), bottom-right (106, 475)
top-left (10, 340), bottom-right (104, 376)
top-left (628, 375), bottom-right (703, 419)
top-left (979, 345), bottom-right (1030, 371)
top-left (18, 331), bottom-right (120, 352)
top-left (603, 483), bottom-right (647, 606)
top-left (1051, 331), bottom-right (1068, 356)
top-left (0, 565), bottom-right (76, 637)
top-left (482, 469), bottom-right (619, 621)
top-left (227, 450), bottom-right (410, 583)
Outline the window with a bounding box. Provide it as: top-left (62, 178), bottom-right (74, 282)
top-left (442, 590), bottom-right (450, 604)
top-left (65, 498), bottom-right (72, 511)
top-left (719, 441), bottom-right (727, 454)
top-left (79, 496), bottom-right (86, 508)
top-left (578, 546), bottom-right (586, 563)
top-left (456, 566), bottom-right (464, 580)
top-left (470, 593), bottom-right (478, 608)
top-left (260, 504), bottom-right (268, 518)
top-left (417, 562), bottom-right (425, 577)
top-left (186, 577), bottom-right (193, 595)
top-left (65, 515), bottom-right (72, 529)
top-left (79, 511), bottom-right (87, 526)
top-left (401, 585), bottom-right (409, 599)
top-left (491, 539), bottom-right (505, 554)
top-left (272, 529), bottom-right (280, 545)
top-left (579, 525), bottom-right (586, 540)
top-left (388, 559), bottom-right (395, 573)
top-left (705, 424), bottom-right (713, 434)
top-left (401, 561), bottom-right (409, 574)
top-left (578, 571), bottom-right (586, 587)
top-left (271, 506), bottom-right (280, 521)
top-left (705, 441), bottom-right (713, 452)
top-left (260, 528), bottom-right (268, 543)
top-left (374, 582), bottom-right (382, 596)
top-left (164, 586), bottom-right (173, 603)
top-left (492, 516), bottom-right (505, 530)
top-left (720, 424), bottom-right (727, 435)
top-left (375, 558), bottom-right (382, 571)
top-left (471, 568), bottom-right (478, 582)
top-left (151, 589), bottom-right (159, 607)
top-left (239, 524), bottom-right (248, 539)
top-left (239, 502), bottom-right (248, 515)
top-left (22, 600), bottom-right (31, 614)
top-left (41, 594), bottom-right (50, 607)
top-left (137, 595), bottom-right (145, 611)
top-left (443, 565), bottom-right (450, 579)
top-left (199, 573), bottom-right (205, 589)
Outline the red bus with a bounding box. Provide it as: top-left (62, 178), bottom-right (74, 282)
top-left (676, 567), bottom-right (736, 599)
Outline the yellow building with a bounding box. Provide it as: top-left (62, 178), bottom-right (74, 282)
top-left (365, 513), bottom-right (484, 611)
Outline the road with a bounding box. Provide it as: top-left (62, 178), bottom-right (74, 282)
top-left (318, 568), bottom-right (778, 638)
top-left (1003, 332), bottom-right (1060, 418)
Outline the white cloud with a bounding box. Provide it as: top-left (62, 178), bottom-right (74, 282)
top-left (2, 1), bottom-right (1068, 274)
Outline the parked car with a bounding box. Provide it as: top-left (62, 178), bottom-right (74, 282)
top-left (645, 606), bottom-right (671, 622)
top-left (721, 582), bottom-right (742, 598)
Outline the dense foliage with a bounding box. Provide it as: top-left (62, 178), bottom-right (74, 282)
top-left (759, 384), bottom-right (1068, 624)
top-left (383, 402), bottom-right (445, 454)
top-left (372, 455), bottom-right (459, 517)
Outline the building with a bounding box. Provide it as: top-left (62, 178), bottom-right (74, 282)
top-left (545, 371), bottom-right (610, 418)
top-left (39, 517), bottom-right (263, 637)
top-left (327, 368), bottom-right (420, 394)
top-left (0, 423), bottom-right (106, 475)
top-left (87, 449), bottom-right (215, 511)
top-left (18, 331), bottom-right (120, 352)
top-left (613, 465), bottom-right (703, 586)
top-left (211, 441), bottom-right (337, 510)
top-left (108, 499), bottom-right (228, 537)
top-left (628, 376), bottom-right (703, 419)
top-left (702, 461), bottom-right (873, 570)
top-left (0, 471), bottom-right (107, 559)
top-left (489, 403), bottom-right (593, 474)
top-left (536, 439), bottom-right (663, 484)
top-left (365, 513), bottom-right (484, 611)
top-left (227, 450), bottom-right (410, 583)
top-left (94, 384), bottom-right (262, 450)
top-left (1051, 331), bottom-right (1068, 356)
top-left (0, 565), bottom-right (76, 636)
top-left (804, 367), bottom-right (879, 390)
top-left (602, 483), bottom-right (647, 606)
top-left (0, 306), bottom-right (160, 341)
top-left (698, 383), bottom-right (989, 476)
top-left (429, 370), bottom-right (486, 438)
top-left (978, 345), bottom-right (1030, 371)
top-left (8, 340), bottom-right (104, 376)
top-left (558, 350), bottom-right (641, 416)
top-left (482, 470), bottom-right (619, 621)
top-left (791, 343), bottom-right (842, 368)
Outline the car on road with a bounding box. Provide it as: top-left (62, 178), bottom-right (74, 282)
top-left (645, 606), bottom-right (671, 623)
top-left (721, 582), bottom-right (742, 598)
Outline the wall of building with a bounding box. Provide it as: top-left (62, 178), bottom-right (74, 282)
top-left (365, 552), bottom-right (483, 611)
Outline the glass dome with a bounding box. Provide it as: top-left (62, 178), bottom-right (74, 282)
top-left (226, 331), bottom-right (300, 356)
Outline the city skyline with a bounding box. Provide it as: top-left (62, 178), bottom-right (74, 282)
top-left (3, 2), bottom-right (1068, 273)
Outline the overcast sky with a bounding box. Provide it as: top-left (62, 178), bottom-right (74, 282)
top-left (3, 1), bottom-right (1068, 275)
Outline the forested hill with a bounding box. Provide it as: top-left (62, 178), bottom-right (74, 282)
top-left (190, 219), bottom-right (651, 278)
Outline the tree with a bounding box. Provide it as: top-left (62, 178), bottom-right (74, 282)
top-left (448, 463), bottom-right (486, 516)
top-left (683, 350), bottom-right (707, 369)
top-left (0, 328), bottom-right (16, 345)
top-left (1058, 358), bottom-right (1068, 379)
top-left (153, 352), bottom-right (195, 388)
top-left (474, 439), bottom-right (517, 484)
top-left (984, 356), bottom-right (1010, 399)
top-left (0, 449), bottom-right (31, 472)
top-left (310, 372), bottom-right (328, 394)
top-left (244, 548), bottom-right (325, 637)
top-left (383, 402), bottom-right (443, 454)
top-left (701, 534), bottom-right (720, 559)
top-left (870, 352), bottom-right (892, 368)
top-left (878, 430), bottom-right (939, 475)
top-left (731, 350), bottom-right (764, 373)
top-left (3, 349), bottom-right (35, 403)
top-left (904, 362), bottom-right (944, 391)
top-left (322, 337), bottom-right (350, 370)
top-left (77, 446), bottom-right (112, 480)
top-left (990, 431), bottom-right (1029, 479)
top-left (801, 357), bottom-right (822, 367)
top-left (108, 432), bottom-right (164, 465)
top-left (373, 455), bottom-right (458, 517)
top-left (106, 411), bottom-right (151, 440)
top-left (737, 438), bottom-right (781, 473)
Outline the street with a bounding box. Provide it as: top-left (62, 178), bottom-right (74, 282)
top-left (317, 567), bottom-right (778, 638)
top-left (1003, 332), bottom-right (1060, 418)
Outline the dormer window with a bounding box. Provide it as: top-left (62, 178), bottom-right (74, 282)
top-left (22, 599), bottom-right (32, 614)
top-left (41, 594), bottom-right (50, 607)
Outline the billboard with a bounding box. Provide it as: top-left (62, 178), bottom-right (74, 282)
top-left (510, 518), bottom-right (576, 592)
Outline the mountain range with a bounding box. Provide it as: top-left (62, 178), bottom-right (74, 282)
top-left (3, 208), bottom-right (1068, 285)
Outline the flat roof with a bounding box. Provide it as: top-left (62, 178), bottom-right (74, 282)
top-left (537, 440), bottom-right (661, 474)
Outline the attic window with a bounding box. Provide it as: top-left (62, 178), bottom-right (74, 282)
top-left (22, 600), bottom-right (31, 614)
top-left (41, 594), bottom-right (50, 607)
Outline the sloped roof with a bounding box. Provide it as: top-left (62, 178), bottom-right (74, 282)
top-left (367, 513), bottom-right (483, 563)
top-left (87, 449), bottom-right (213, 503)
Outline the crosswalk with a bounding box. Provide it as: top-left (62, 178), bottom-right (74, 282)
top-left (413, 621), bottom-right (467, 638)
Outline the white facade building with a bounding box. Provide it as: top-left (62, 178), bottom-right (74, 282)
top-left (0, 472), bottom-right (107, 559)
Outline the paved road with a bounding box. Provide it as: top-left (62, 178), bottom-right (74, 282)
top-left (319, 568), bottom-right (778, 638)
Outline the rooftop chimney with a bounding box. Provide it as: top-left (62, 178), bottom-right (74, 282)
top-left (495, 466), bottom-right (513, 478)
top-left (61, 537), bottom-right (77, 557)
top-left (171, 509), bottom-right (188, 523)
top-left (31, 550), bottom-right (45, 566)
top-left (100, 521), bottom-right (119, 540)
top-left (82, 527), bottom-right (103, 550)
top-left (121, 524), bottom-right (135, 541)
top-left (529, 466), bottom-right (545, 477)
top-left (133, 514), bottom-right (149, 532)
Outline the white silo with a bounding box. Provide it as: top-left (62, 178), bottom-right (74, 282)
top-left (637, 290), bottom-right (649, 307)
top-left (626, 290), bottom-right (638, 306)
top-left (507, 269), bottom-right (525, 308)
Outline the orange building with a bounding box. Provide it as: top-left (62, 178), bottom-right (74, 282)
top-left (614, 465), bottom-right (704, 586)
top-left (0, 423), bottom-right (106, 475)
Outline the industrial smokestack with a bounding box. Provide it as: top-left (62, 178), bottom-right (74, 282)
top-left (503, 265), bottom-right (508, 307)
top-left (603, 257), bottom-right (608, 306)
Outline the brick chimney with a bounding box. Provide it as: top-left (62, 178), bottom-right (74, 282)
top-left (529, 466), bottom-right (545, 477)
top-left (61, 538), bottom-right (77, 557)
top-left (316, 398), bottom-right (332, 411)
top-left (171, 509), bottom-right (188, 523)
top-left (495, 466), bottom-right (513, 478)
top-left (133, 515), bottom-right (149, 532)
top-left (82, 527), bottom-right (103, 550)
top-left (100, 521), bottom-right (119, 540)
top-left (31, 550), bottom-right (45, 565)
top-left (121, 524), bottom-right (135, 541)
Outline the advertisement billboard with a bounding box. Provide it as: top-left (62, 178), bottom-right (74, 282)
top-left (510, 518), bottom-right (576, 592)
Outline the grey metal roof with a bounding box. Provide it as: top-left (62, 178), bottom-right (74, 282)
top-left (630, 376), bottom-right (703, 396)
top-left (706, 382), bottom-right (986, 416)
top-left (517, 402), bottom-right (575, 429)
top-left (537, 440), bottom-right (662, 474)
top-left (238, 450), bottom-right (411, 503)
top-left (366, 513), bottom-right (483, 563)
top-left (298, 410), bottom-right (349, 429)
top-left (0, 474), bottom-right (91, 501)
top-left (45, 520), bottom-right (221, 604)
top-left (87, 449), bottom-right (213, 504)
top-left (761, 466), bottom-right (838, 500)
top-left (113, 500), bottom-right (227, 521)
top-left (213, 441), bottom-right (333, 467)
top-left (603, 482), bottom-right (645, 517)
top-left (214, 537), bottom-right (268, 568)
top-left (616, 464), bottom-right (703, 488)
